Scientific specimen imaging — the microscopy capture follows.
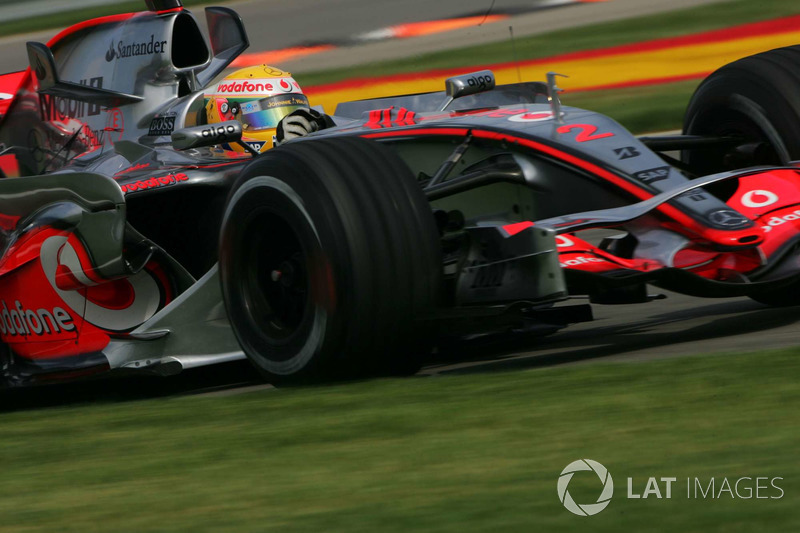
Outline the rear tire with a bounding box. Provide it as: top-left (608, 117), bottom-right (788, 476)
top-left (219, 136), bottom-right (441, 382)
top-left (683, 45), bottom-right (800, 176)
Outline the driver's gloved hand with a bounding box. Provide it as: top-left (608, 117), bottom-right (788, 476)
top-left (276, 108), bottom-right (335, 145)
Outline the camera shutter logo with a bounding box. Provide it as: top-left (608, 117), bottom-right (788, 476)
top-left (557, 459), bottom-right (614, 516)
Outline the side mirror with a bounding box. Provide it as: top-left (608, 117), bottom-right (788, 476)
top-left (196, 7), bottom-right (250, 88)
top-left (439, 70), bottom-right (496, 111)
top-left (171, 120), bottom-right (242, 151)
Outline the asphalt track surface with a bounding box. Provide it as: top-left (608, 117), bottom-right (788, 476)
top-left (4, 291), bottom-right (799, 411)
top-left (2, 0), bottom-right (794, 406)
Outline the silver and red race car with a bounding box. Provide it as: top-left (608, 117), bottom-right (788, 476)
top-left (1, 0), bottom-right (800, 385)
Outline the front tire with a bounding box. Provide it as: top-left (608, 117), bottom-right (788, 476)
top-left (683, 45), bottom-right (800, 176)
top-left (219, 136), bottom-right (441, 382)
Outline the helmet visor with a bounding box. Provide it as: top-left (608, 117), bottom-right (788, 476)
top-left (238, 94), bottom-right (310, 131)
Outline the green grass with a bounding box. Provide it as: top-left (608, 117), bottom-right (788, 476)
top-left (294, 0), bottom-right (800, 134)
top-left (0, 349), bottom-right (797, 532)
top-left (562, 80), bottom-right (702, 133)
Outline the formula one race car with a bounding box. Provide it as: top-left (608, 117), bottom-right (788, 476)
top-left (2, 0), bottom-right (800, 385)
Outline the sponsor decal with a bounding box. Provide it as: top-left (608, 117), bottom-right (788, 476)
top-left (677, 190), bottom-right (708, 202)
top-left (707, 209), bottom-right (749, 227)
top-left (214, 78), bottom-right (301, 96)
top-left (556, 235), bottom-right (575, 247)
top-left (556, 235), bottom-right (575, 248)
top-left (467, 73), bottom-right (493, 90)
top-left (0, 299), bottom-right (74, 337)
top-left (634, 166), bottom-right (671, 185)
top-left (245, 141), bottom-right (265, 152)
top-left (120, 172), bottom-right (188, 194)
top-left (365, 107), bottom-right (416, 129)
top-left (266, 95), bottom-right (307, 109)
top-left (202, 123), bottom-right (238, 140)
top-left (39, 77), bottom-right (104, 120)
top-left (509, 111), bottom-right (554, 123)
top-left (105, 34), bottom-right (168, 62)
top-left (741, 190), bottom-right (779, 208)
top-left (560, 256), bottom-right (606, 267)
top-left (148, 113), bottom-right (176, 136)
top-left (105, 107), bottom-right (124, 143)
top-left (276, 78), bottom-right (296, 93)
top-left (760, 208), bottom-right (800, 232)
top-left (614, 146), bottom-right (641, 160)
top-left (40, 236), bottom-right (162, 332)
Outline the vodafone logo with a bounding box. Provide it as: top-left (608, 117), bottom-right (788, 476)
top-left (560, 256), bottom-right (605, 267)
top-left (556, 235), bottom-right (575, 247)
top-left (0, 300), bottom-right (75, 338)
top-left (509, 111), bottom-right (554, 123)
top-left (760, 209), bottom-right (800, 233)
top-left (40, 236), bottom-right (161, 332)
top-left (216, 79), bottom-right (274, 94)
top-left (277, 78), bottom-right (294, 92)
top-left (214, 77), bottom-right (301, 96)
top-left (741, 190), bottom-right (779, 209)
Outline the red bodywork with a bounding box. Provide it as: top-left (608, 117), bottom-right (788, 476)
top-left (0, 225), bottom-right (173, 365)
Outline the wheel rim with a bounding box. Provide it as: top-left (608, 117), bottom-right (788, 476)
top-left (241, 210), bottom-right (310, 341)
top-left (715, 111), bottom-right (785, 168)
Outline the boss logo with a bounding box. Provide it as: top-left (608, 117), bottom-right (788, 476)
top-left (468, 75), bottom-right (494, 90)
top-left (148, 115), bottom-right (176, 136)
top-left (202, 124), bottom-right (237, 139)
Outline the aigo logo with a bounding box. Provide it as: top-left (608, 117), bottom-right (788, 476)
top-left (467, 74), bottom-right (494, 90)
top-left (558, 459), bottom-right (614, 516)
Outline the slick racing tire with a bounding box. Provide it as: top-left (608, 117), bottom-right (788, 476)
top-left (219, 136), bottom-right (441, 383)
top-left (683, 45), bottom-right (800, 177)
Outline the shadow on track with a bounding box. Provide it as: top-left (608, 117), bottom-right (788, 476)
top-left (427, 299), bottom-right (800, 376)
top-left (3, 298), bottom-right (800, 412)
top-left (0, 360), bottom-right (260, 413)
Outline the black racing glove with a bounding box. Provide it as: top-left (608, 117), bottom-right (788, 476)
top-left (276, 108), bottom-right (335, 145)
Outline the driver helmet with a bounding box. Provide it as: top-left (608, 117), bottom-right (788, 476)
top-left (205, 64), bottom-right (309, 153)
